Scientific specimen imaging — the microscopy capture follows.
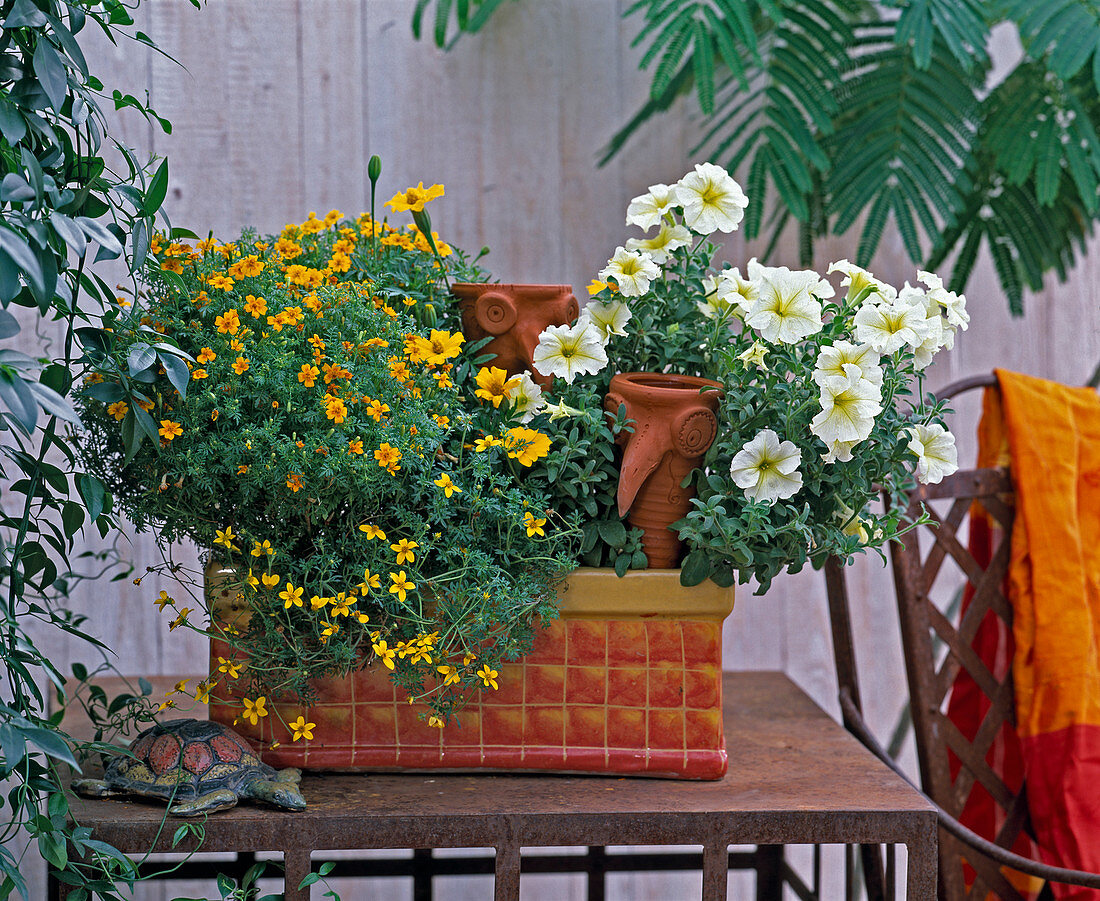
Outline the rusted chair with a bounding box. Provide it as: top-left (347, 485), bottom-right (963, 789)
top-left (825, 374), bottom-right (1100, 900)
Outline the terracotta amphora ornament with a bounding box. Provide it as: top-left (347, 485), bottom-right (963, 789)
top-left (453, 283), bottom-right (579, 385)
top-left (605, 372), bottom-right (723, 568)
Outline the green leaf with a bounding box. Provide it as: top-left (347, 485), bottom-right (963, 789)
top-left (75, 216), bottom-right (123, 257)
top-left (0, 724), bottom-right (27, 770)
top-left (158, 351), bottom-right (188, 399)
top-left (0, 99), bottom-right (27, 144)
top-left (680, 550), bottom-right (711, 586)
top-left (32, 39), bottom-right (68, 113)
top-left (0, 310), bottom-right (19, 339)
top-left (597, 519), bottom-right (628, 548)
top-left (61, 501), bottom-right (85, 538)
top-left (0, 226), bottom-right (45, 297)
top-left (1, 174), bottom-right (35, 203)
top-left (3, 0), bottom-right (47, 27)
top-left (127, 342), bottom-right (156, 375)
top-left (24, 726), bottom-right (78, 770)
top-left (142, 158), bottom-right (169, 216)
top-left (614, 553), bottom-right (631, 577)
top-left (0, 369), bottom-right (38, 435)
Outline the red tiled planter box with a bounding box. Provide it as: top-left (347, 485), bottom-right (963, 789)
top-left (210, 568), bottom-right (735, 779)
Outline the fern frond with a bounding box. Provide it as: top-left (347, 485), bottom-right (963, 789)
top-left (825, 26), bottom-right (981, 265)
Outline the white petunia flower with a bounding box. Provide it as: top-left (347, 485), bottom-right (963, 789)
top-left (729, 428), bottom-right (803, 504)
top-left (580, 299), bottom-right (632, 341)
top-left (717, 266), bottom-right (758, 315)
top-left (545, 399), bottom-right (584, 421)
top-left (745, 267), bottom-right (833, 344)
top-left (746, 257), bottom-right (781, 283)
top-left (853, 292), bottom-right (930, 354)
top-left (625, 222), bottom-right (691, 263)
top-left (813, 341), bottom-right (883, 390)
top-left (696, 273), bottom-right (741, 320)
top-left (811, 374), bottom-right (882, 447)
top-left (906, 423), bottom-right (958, 484)
top-left (918, 270), bottom-right (970, 329)
top-left (598, 246), bottom-right (660, 298)
top-left (821, 439), bottom-right (860, 464)
top-left (625, 183), bottom-right (676, 231)
top-left (737, 341), bottom-right (768, 370)
top-left (827, 259), bottom-right (897, 304)
top-left (532, 320), bottom-right (609, 384)
top-left (673, 162), bottom-right (749, 235)
top-left (506, 372), bottom-right (546, 423)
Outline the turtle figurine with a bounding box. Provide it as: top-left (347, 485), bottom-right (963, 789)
top-left (73, 718), bottom-right (306, 816)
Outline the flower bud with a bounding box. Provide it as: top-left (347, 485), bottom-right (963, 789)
top-left (367, 155), bottom-right (382, 184)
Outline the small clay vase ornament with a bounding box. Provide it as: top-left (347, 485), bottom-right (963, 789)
top-left (605, 373), bottom-right (723, 568)
top-left (453, 283), bottom-right (579, 385)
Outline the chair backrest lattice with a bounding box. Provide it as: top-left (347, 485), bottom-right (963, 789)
top-left (888, 465), bottom-right (1038, 901)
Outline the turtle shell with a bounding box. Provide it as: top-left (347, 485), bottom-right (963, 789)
top-left (105, 719), bottom-right (275, 802)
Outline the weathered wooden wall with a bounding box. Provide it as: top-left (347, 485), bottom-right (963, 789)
top-left (16, 2), bottom-right (1100, 897)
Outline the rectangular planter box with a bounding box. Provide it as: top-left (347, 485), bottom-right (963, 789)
top-left (210, 568), bottom-right (735, 779)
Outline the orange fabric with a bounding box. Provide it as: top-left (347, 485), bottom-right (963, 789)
top-left (995, 369), bottom-right (1100, 898)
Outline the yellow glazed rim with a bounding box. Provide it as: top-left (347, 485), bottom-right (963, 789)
top-left (556, 567), bottom-right (736, 621)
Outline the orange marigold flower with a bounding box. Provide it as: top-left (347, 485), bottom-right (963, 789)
top-left (325, 397), bottom-right (348, 423)
top-left (286, 473), bottom-right (304, 493)
top-left (159, 420), bottom-right (183, 441)
top-left (215, 310), bottom-right (241, 335)
top-left (107, 400), bottom-right (128, 421)
top-left (298, 364), bottom-right (319, 387)
top-left (233, 357), bottom-right (250, 375)
top-left (192, 368), bottom-right (208, 380)
top-left (197, 347), bottom-right (217, 363)
top-left (348, 438), bottom-right (364, 455)
top-left (243, 294), bottom-right (267, 318)
top-left (374, 443), bottom-right (402, 474)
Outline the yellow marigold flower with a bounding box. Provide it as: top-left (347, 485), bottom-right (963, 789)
top-left (388, 359), bottom-right (411, 382)
top-left (251, 540), bottom-right (275, 558)
top-left (171, 678), bottom-right (189, 695)
top-left (243, 294), bottom-right (267, 318)
top-left (161, 258), bottom-right (183, 274)
top-left (434, 473), bottom-right (461, 497)
top-left (374, 443), bottom-right (402, 474)
top-left (238, 464), bottom-right (250, 475)
top-left (473, 435), bottom-right (504, 452)
top-left (359, 524), bottom-right (386, 540)
top-left (363, 337), bottom-right (388, 350)
top-left (215, 309), bottom-right (240, 334)
top-left (195, 681), bottom-right (211, 704)
top-left (385, 182), bottom-right (445, 213)
top-left (391, 538), bottom-right (418, 565)
top-left (428, 715), bottom-right (445, 729)
top-left (197, 347), bottom-right (216, 363)
top-left (107, 400), bottom-right (128, 421)
top-left (230, 338), bottom-right (245, 352)
top-left (389, 570), bottom-right (414, 602)
top-left (241, 696), bottom-right (268, 726)
top-left (274, 238), bottom-right (301, 258)
top-left (298, 364), bottom-right (319, 387)
top-left (246, 570), bottom-right (260, 590)
top-left (404, 335), bottom-right (431, 363)
top-left (168, 607), bottom-right (191, 632)
top-left (279, 581), bottom-right (304, 609)
top-left (153, 590), bottom-right (173, 611)
top-left (196, 237), bottom-right (217, 252)
top-left (431, 370), bottom-right (454, 390)
top-left (159, 419), bottom-right (183, 441)
top-left (261, 572), bottom-right (280, 589)
top-left (432, 414), bottom-right (450, 429)
top-left (157, 699), bottom-right (176, 713)
top-left (214, 525), bottom-right (237, 549)
top-left (328, 251), bottom-right (351, 273)
top-left (330, 597), bottom-right (352, 617)
top-left (463, 650), bottom-right (477, 666)
top-left (232, 254), bottom-right (264, 278)
top-left (475, 367), bottom-right (518, 408)
top-left (505, 427), bottom-right (552, 467)
top-left (476, 665), bottom-right (499, 690)
top-left (372, 639), bottom-right (397, 670)
top-left (192, 368), bottom-right (208, 380)
top-left (325, 397), bottom-right (348, 424)
top-left (300, 212), bottom-right (325, 234)
top-left (587, 278), bottom-right (618, 296)
top-left (365, 399), bottom-right (390, 421)
top-left (208, 274), bottom-right (235, 292)
top-left (424, 329), bottom-right (465, 365)
top-left (289, 716), bottom-right (316, 742)
top-left (233, 357), bottom-right (250, 375)
top-left (360, 568), bottom-right (381, 593)
top-left (218, 657), bottom-right (243, 679)
top-left (524, 511), bottom-right (547, 537)
top-left (286, 473), bottom-right (304, 493)
top-left (149, 234), bottom-right (164, 254)
top-left (437, 665), bottom-right (461, 687)
top-left (348, 438), bottom-right (364, 455)
top-left (309, 594), bottom-right (328, 610)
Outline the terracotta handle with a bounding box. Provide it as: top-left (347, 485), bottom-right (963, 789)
top-left (672, 407), bottom-right (718, 458)
top-left (475, 291), bottom-right (518, 335)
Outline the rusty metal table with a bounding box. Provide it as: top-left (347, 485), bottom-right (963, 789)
top-left (63, 671), bottom-right (937, 899)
